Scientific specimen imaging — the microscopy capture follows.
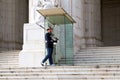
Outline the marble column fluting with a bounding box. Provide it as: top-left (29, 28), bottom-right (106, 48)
top-left (85, 0), bottom-right (102, 47)
top-left (60, 0), bottom-right (85, 53)
top-left (0, 2), bottom-right (2, 50)
top-left (72, 0), bottom-right (85, 52)
top-left (0, 0), bottom-right (28, 50)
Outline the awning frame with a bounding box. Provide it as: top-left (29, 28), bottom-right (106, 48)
top-left (37, 8), bottom-right (76, 25)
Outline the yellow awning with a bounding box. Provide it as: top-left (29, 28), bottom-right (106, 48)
top-left (37, 8), bottom-right (76, 24)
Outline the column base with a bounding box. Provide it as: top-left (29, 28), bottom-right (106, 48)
top-left (19, 23), bottom-right (45, 67)
top-left (19, 50), bottom-right (45, 67)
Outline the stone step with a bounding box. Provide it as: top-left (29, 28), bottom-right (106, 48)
top-left (0, 66), bottom-right (119, 80)
top-left (0, 57), bottom-right (18, 60)
top-left (74, 55), bottom-right (120, 59)
top-left (0, 55), bottom-right (19, 57)
top-left (0, 65), bottom-right (119, 70)
top-left (60, 58), bottom-right (120, 62)
top-left (80, 49), bottom-right (120, 52)
top-left (74, 63), bottom-right (120, 66)
top-left (0, 71), bottom-right (118, 75)
top-left (75, 61), bottom-right (120, 64)
top-left (0, 70), bottom-right (119, 75)
top-left (74, 47), bottom-right (120, 65)
top-left (0, 62), bottom-right (18, 63)
top-left (79, 47), bottom-right (120, 53)
top-left (61, 62), bottom-right (120, 66)
top-left (0, 59), bottom-right (18, 61)
top-left (0, 75), bottom-right (119, 79)
top-left (78, 51), bottom-right (120, 54)
top-left (0, 58), bottom-right (18, 60)
top-left (74, 56), bottom-right (120, 59)
top-left (0, 50), bottom-right (19, 67)
top-left (0, 54), bottom-right (18, 55)
top-left (61, 59), bottom-right (120, 62)
top-left (82, 46), bottom-right (120, 49)
top-left (0, 63), bottom-right (18, 66)
top-left (0, 78), bottom-right (119, 80)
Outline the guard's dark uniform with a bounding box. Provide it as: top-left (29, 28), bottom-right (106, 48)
top-left (42, 32), bottom-right (54, 65)
top-left (45, 33), bottom-right (54, 48)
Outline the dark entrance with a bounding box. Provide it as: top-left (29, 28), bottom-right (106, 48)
top-left (102, 0), bottom-right (120, 46)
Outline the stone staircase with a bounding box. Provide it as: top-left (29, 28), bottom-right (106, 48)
top-left (0, 50), bottom-right (19, 67)
top-left (74, 46), bottom-right (120, 66)
top-left (0, 47), bottom-right (120, 80)
top-left (0, 66), bottom-right (120, 80)
top-left (0, 65), bottom-right (120, 80)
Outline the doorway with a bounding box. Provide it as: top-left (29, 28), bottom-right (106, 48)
top-left (101, 0), bottom-right (120, 46)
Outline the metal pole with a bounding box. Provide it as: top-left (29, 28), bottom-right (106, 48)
top-left (64, 16), bottom-right (66, 64)
top-left (72, 23), bottom-right (74, 65)
top-left (44, 17), bottom-right (47, 66)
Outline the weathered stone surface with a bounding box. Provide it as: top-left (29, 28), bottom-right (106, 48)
top-left (19, 23), bottom-right (45, 67)
top-left (0, 0), bottom-right (28, 50)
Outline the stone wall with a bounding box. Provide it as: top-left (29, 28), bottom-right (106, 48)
top-left (102, 0), bottom-right (120, 46)
top-left (0, 0), bottom-right (28, 50)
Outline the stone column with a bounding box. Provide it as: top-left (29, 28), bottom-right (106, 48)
top-left (19, 0), bottom-right (44, 67)
top-left (0, 0), bottom-right (28, 50)
top-left (84, 0), bottom-right (102, 47)
top-left (72, 0), bottom-right (85, 53)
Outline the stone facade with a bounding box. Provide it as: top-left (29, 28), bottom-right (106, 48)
top-left (1, 0), bottom-right (120, 54)
top-left (0, 0), bottom-right (28, 50)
